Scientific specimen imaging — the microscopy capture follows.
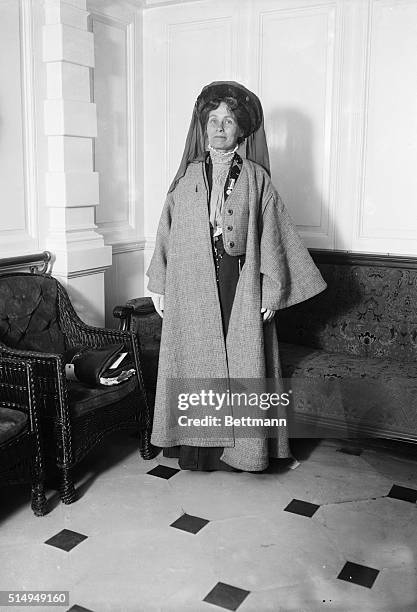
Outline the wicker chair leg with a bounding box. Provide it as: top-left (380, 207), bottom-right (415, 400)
top-left (139, 428), bottom-right (160, 460)
top-left (60, 467), bottom-right (77, 504)
top-left (31, 482), bottom-right (48, 516)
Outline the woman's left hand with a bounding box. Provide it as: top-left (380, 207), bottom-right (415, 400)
top-left (261, 307), bottom-right (276, 323)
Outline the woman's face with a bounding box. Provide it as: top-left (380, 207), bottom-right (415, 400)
top-left (206, 102), bottom-right (242, 151)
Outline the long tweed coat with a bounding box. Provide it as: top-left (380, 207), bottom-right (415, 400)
top-left (146, 158), bottom-right (327, 471)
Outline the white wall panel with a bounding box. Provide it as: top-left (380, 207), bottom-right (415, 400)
top-left (0, 0), bottom-right (38, 256)
top-left (143, 0), bottom-right (239, 242)
top-left (88, 0), bottom-right (145, 321)
top-left (166, 17), bottom-right (234, 183)
top-left (353, 0), bottom-right (417, 254)
top-left (252, 0), bottom-right (339, 249)
top-left (92, 10), bottom-right (138, 244)
top-left (142, 0), bottom-right (417, 260)
top-left (104, 247), bottom-right (145, 327)
top-left (143, 0), bottom-right (344, 253)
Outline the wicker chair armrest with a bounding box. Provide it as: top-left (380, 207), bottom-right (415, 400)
top-left (0, 356), bottom-right (34, 413)
top-left (0, 343), bottom-right (64, 366)
top-left (0, 356), bottom-right (41, 430)
top-left (126, 297), bottom-right (156, 317)
top-left (113, 304), bottom-right (134, 319)
top-left (0, 343), bottom-right (70, 425)
top-left (0, 353), bottom-right (33, 370)
top-left (113, 304), bottom-right (134, 331)
top-left (56, 282), bottom-right (143, 350)
top-left (63, 317), bottom-right (141, 351)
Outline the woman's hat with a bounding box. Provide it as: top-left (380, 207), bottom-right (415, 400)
top-left (196, 81), bottom-right (263, 137)
top-left (168, 80), bottom-right (270, 192)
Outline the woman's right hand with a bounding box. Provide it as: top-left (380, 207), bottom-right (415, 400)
top-left (151, 292), bottom-right (164, 318)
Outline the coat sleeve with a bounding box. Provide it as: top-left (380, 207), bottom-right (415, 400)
top-left (260, 191), bottom-right (327, 310)
top-left (146, 192), bottom-right (175, 294)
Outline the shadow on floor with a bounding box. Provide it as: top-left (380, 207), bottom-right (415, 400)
top-left (0, 429), bottom-right (144, 520)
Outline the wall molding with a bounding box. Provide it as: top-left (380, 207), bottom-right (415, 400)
top-left (91, 9), bottom-right (138, 244)
top-left (112, 239), bottom-right (147, 254)
top-left (165, 12), bottom-right (235, 189)
top-left (145, 0), bottom-right (207, 6)
top-left (21, 0), bottom-right (38, 245)
top-left (66, 264), bottom-right (110, 279)
top-left (356, 0), bottom-right (417, 244)
top-left (0, 0), bottom-right (39, 255)
top-left (256, 1), bottom-right (339, 249)
top-left (356, 0), bottom-right (374, 243)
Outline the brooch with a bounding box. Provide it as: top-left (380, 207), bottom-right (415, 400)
top-left (226, 178), bottom-right (235, 196)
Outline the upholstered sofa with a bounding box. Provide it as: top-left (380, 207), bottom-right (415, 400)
top-left (277, 250), bottom-right (417, 442)
top-left (116, 250), bottom-right (417, 444)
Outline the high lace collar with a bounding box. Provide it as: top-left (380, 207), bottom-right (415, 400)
top-left (208, 144), bottom-right (238, 165)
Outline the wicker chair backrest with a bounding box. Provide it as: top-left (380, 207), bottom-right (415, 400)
top-left (0, 273), bottom-right (65, 354)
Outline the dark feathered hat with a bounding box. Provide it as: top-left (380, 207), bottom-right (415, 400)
top-left (195, 81), bottom-right (263, 137)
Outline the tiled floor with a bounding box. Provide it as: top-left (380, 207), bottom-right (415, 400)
top-left (1, 435), bottom-right (416, 612)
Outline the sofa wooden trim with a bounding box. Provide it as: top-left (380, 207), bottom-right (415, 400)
top-left (309, 249), bottom-right (417, 269)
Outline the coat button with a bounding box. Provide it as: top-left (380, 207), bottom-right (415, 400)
top-left (229, 241), bottom-right (235, 248)
top-left (227, 225), bottom-right (233, 231)
top-left (227, 209), bottom-right (233, 215)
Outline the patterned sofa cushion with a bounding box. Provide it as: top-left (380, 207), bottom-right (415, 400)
top-left (280, 341), bottom-right (417, 380)
top-left (0, 407), bottom-right (28, 444)
top-left (0, 274), bottom-right (65, 354)
top-left (279, 342), bottom-right (417, 438)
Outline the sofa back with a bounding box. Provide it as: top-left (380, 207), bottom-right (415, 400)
top-left (277, 251), bottom-right (417, 362)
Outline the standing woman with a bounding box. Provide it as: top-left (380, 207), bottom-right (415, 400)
top-left (147, 81), bottom-right (326, 472)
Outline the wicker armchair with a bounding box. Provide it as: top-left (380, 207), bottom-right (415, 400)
top-left (0, 264), bottom-right (154, 505)
top-left (0, 357), bottom-right (47, 516)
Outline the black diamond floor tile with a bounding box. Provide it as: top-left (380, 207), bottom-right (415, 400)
top-left (44, 529), bottom-right (88, 552)
top-left (337, 446), bottom-right (363, 456)
top-left (203, 582), bottom-right (250, 611)
top-left (337, 561), bottom-right (379, 589)
top-left (387, 484), bottom-right (417, 504)
top-left (284, 498), bottom-right (320, 518)
top-left (170, 513), bottom-right (209, 534)
top-left (67, 606), bottom-right (94, 612)
top-left (147, 464), bottom-right (180, 479)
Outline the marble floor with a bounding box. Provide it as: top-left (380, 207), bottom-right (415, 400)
top-left (1, 435), bottom-right (416, 612)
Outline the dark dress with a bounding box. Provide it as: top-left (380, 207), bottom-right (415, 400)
top-left (163, 153), bottom-right (244, 471)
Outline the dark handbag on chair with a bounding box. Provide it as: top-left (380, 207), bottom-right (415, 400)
top-left (64, 343), bottom-right (135, 387)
